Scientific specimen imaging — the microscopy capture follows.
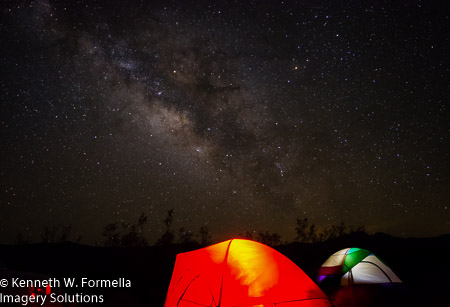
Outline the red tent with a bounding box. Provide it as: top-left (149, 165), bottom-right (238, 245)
top-left (165, 239), bottom-right (331, 307)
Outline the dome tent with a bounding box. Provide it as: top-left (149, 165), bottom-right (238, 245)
top-left (165, 239), bottom-right (331, 307)
top-left (317, 248), bottom-right (405, 307)
top-left (317, 247), bottom-right (402, 286)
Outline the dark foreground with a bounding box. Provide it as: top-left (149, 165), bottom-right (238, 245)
top-left (0, 233), bottom-right (449, 306)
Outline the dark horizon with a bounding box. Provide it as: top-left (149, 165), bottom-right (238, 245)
top-left (5, 209), bottom-right (450, 247)
top-left (1, 0), bottom-right (449, 245)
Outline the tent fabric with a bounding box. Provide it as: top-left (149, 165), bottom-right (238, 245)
top-left (317, 248), bottom-right (402, 286)
top-left (165, 239), bottom-right (331, 307)
top-left (341, 255), bottom-right (402, 285)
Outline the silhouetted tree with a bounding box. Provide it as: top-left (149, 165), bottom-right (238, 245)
top-left (256, 231), bottom-right (282, 246)
top-left (164, 209), bottom-right (174, 228)
top-left (102, 213), bottom-right (149, 247)
top-left (156, 231), bottom-right (175, 246)
top-left (307, 223), bottom-right (319, 243)
top-left (57, 224), bottom-right (81, 243)
top-left (40, 226), bottom-right (59, 244)
top-left (102, 223), bottom-right (121, 247)
top-left (295, 218), bottom-right (318, 243)
top-left (16, 233), bottom-right (30, 245)
top-left (156, 209), bottom-right (175, 246)
top-left (317, 221), bottom-right (365, 241)
top-left (137, 212), bottom-right (148, 234)
top-left (38, 225), bottom-right (82, 244)
top-left (199, 225), bottom-right (212, 246)
top-left (333, 222), bottom-right (347, 237)
top-left (121, 224), bottom-right (148, 247)
top-left (59, 225), bottom-right (72, 243)
top-left (295, 218), bottom-right (366, 243)
top-left (178, 227), bottom-right (196, 244)
top-left (120, 213), bottom-right (149, 247)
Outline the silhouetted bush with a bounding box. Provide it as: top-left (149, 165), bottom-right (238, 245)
top-left (156, 209), bottom-right (175, 246)
top-left (199, 225), bottom-right (212, 246)
top-left (102, 214), bottom-right (149, 247)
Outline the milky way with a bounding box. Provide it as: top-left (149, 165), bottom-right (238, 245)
top-left (1, 0), bottom-right (448, 243)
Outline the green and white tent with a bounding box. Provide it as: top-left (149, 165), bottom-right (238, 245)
top-left (317, 247), bottom-right (402, 286)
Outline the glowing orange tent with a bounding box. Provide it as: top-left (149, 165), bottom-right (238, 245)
top-left (164, 239), bottom-right (331, 307)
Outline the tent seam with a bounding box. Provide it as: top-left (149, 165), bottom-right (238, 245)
top-left (218, 239), bottom-right (233, 307)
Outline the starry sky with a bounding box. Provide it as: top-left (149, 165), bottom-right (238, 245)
top-left (1, 0), bottom-right (449, 244)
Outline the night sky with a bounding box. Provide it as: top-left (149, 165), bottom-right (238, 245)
top-left (1, 0), bottom-right (449, 244)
